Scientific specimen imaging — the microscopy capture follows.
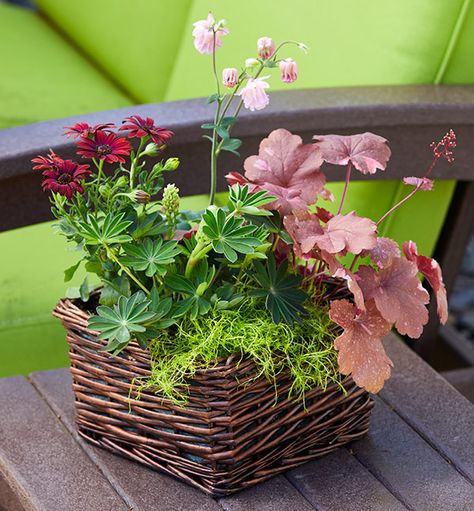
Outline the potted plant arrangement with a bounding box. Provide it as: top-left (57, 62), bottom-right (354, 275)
top-left (34, 13), bottom-right (453, 497)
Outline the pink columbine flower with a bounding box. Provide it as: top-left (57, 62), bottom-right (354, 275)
top-left (238, 77), bottom-right (270, 111)
top-left (257, 37), bottom-right (275, 60)
top-left (279, 58), bottom-right (298, 83)
top-left (222, 68), bottom-right (238, 88)
top-left (192, 13), bottom-right (228, 54)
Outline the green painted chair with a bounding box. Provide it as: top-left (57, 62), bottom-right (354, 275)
top-left (1, 0), bottom-right (473, 376)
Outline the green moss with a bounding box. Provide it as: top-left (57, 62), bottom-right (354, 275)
top-left (136, 300), bottom-right (341, 404)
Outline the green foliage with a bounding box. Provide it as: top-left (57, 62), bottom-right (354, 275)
top-left (136, 301), bottom-right (341, 404)
top-left (201, 207), bottom-right (262, 263)
top-left (166, 261), bottom-right (215, 318)
top-left (228, 184), bottom-right (275, 216)
top-left (122, 239), bottom-right (181, 277)
top-left (250, 256), bottom-right (308, 324)
top-left (78, 213), bottom-right (132, 246)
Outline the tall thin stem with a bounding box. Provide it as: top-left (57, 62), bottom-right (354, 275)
top-left (105, 245), bottom-right (150, 295)
top-left (209, 99), bottom-right (222, 206)
top-left (337, 162), bottom-right (351, 215)
top-left (376, 156), bottom-right (438, 227)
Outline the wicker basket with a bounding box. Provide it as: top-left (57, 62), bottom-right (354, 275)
top-left (54, 298), bottom-right (373, 497)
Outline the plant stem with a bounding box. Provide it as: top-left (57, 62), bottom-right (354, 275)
top-left (209, 99), bottom-right (222, 206)
top-left (130, 138), bottom-right (145, 189)
top-left (376, 156), bottom-right (439, 227)
top-left (337, 162), bottom-right (351, 215)
top-left (105, 245), bottom-right (150, 295)
top-left (95, 159), bottom-right (105, 188)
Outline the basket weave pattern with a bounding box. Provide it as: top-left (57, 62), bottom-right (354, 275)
top-left (54, 298), bottom-right (373, 497)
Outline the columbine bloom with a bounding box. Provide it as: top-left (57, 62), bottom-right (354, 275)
top-left (257, 37), bottom-right (275, 59)
top-left (192, 13), bottom-right (228, 54)
top-left (64, 122), bottom-right (115, 139)
top-left (41, 159), bottom-right (91, 199)
top-left (120, 115), bottom-right (174, 146)
top-left (238, 77), bottom-right (270, 111)
top-left (279, 58), bottom-right (298, 83)
top-left (77, 131), bottom-right (131, 164)
top-left (222, 68), bottom-right (238, 88)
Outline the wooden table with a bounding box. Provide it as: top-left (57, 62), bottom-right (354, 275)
top-left (1, 333), bottom-right (474, 511)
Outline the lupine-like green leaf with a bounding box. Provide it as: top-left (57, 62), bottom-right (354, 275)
top-left (88, 292), bottom-right (157, 354)
top-left (121, 239), bottom-right (181, 277)
top-left (228, 184), bottom-right (275, 216)
top-left (250, 256), bottom-right (307, 324)
top-left (78, 213), bottom-right (132, 246)
top-left (201, 208), bottom-right (261, 263)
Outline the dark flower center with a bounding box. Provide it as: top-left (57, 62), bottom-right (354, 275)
top-left (97, 144), bottom-right (112, 155)
top-left (57, 173), bottom-right (73, 184)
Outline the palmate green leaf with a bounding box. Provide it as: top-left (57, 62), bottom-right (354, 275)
top-left (201, 208), bottom-right (262, 263)
top-left (130, 211), bottom-right (168, 240)
top-left (220, 137), bottom-right (242, 156)
top-left (121, 239), bottom-right (182, 277)
top-left (165, 261), bottom-right (214, 319)
top-left (99, 274), bottom-right (131, 306)
top-left (228, 184), bottom-right (275, 217)
top-left (88, 292), bottom-right (157, 354)
top-left (250, 256), bottom-right (308, 325)
top-left (64, 259), bottom-right (82, 282)
top-left (78, 212), bottom-right (133, 246)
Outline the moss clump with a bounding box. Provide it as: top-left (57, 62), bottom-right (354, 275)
top-left (137, 300), bottom-right (341, 404)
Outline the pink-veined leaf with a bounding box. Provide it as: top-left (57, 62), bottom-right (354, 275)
top-left (358, 258), bottom-right (429, 338)
top-left (333, 268), bottom-right (365, 311)
top-left (329, 299), bottom-right (392, 393)
top-left (403, 241), bottom-right (448, 324)
top-left (243, 129), bottom-right (332, 215)
top-left (313, 211), bottom-right (377, 255)
top-left (283, 210), bottom-right (323, 257)
top-left (403, 176), bottom-right (434, 191)
top-left (313, 132), bottom-right (391, 175)
top-left (362, 237), bottom-right (400, 268)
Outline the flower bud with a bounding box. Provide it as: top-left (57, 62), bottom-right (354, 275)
top-left (141, 142), bottom-right (160, 157)
top-left (257, 37), bottom-right (275, 59)
top-left (163, 157), bottom-right (180, 171)
top-left (279, 58), bottom-right (298, 83)
top-left (162, 183), bottom-right (180, 218)
top-left (222, 67), bottom-right (238, 88)
top-left (133, 189), bottom-right (151, 204)
top-left (245, 58), bottom-right (259, 70)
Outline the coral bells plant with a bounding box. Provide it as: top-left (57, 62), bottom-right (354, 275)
top-left (34, 13), bottom-right (453, 400)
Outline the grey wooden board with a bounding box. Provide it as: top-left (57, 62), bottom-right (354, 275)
top-left (381, 333), bottom-right (474, 484)
top-left (443, 367), bottom-right (474, 405)
top-left (0, 376), bottom-right (129, 511)
top-left (286, 451), bottom-right (408, 511)
top-left (30, 369), bottom-right (222, 511)
top-left (353, 398), bottom-right (474, 511)
top-left (219, 476), bottom-right (314, 511)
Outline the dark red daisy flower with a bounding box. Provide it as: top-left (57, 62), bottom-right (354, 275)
top-left (41, 159), bottom-right (91, 199)
top-left (76, 130), bottom-right (131, 164)
top-left (32, 149), bottom-right (63, 171)
top-left (120, 115), bottom-right (174, 146)
top-left (64, 122), bottom-right (116, 139)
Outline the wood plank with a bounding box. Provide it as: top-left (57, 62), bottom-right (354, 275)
top-left (219, 476), bottom-right (315, 511)
top-left (286, 450), bottom-right (408, 511)
top-left (30, 369), bottom-right (222, 511)
top-left (382, 333), bottom-right (474, 483)
top-left (352, 398), bottom-right (474, 511)
top-left (0, 376), bottom-right (128, 511)
top-left (443, 367), bottom-right (474, 404)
